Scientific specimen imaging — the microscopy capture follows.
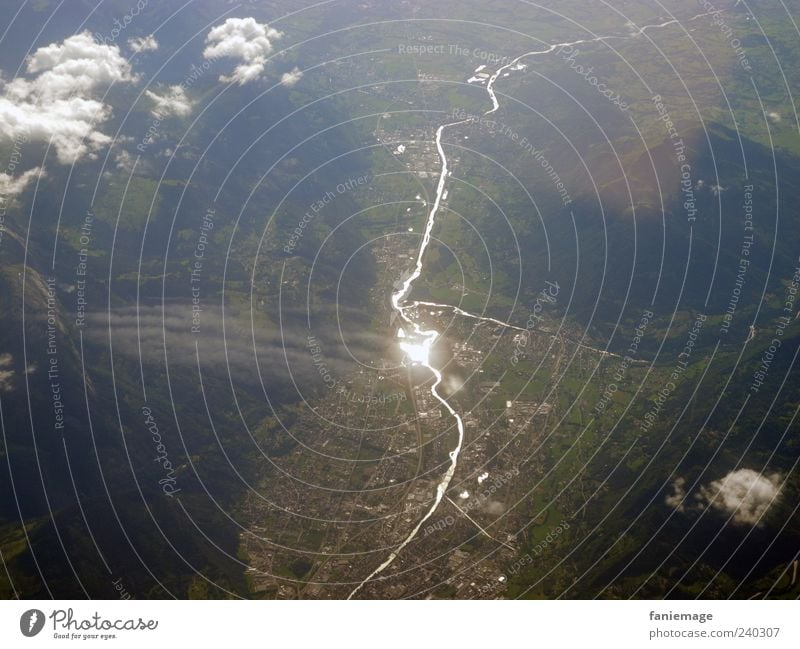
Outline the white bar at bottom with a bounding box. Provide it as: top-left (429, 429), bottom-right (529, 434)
top-left (0, 600), bottom-right (796, 648)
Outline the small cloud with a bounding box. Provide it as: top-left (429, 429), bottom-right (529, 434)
top-left (128, 35), bottom-right (158, 53)
top-left (0, 166), bottom-right (43, 197)
top-left (280, 66), bottom-right (303, 87)
top-left (767, 111), bottom-right (781, 124)
top-left (203, 17), bottom-right (282, 85)
top-left (114, 149), bottom-right (136, 173)
top-left (711, 185), bottom-right (727, 196)
top-left (665, 477), bottom-right (687, 512)
top-left (145, 85), bottom-right (192, 118)
top-left (697, 468), bottom-right (782, 526)
top-left (0, 353), bottom-right (15, 392)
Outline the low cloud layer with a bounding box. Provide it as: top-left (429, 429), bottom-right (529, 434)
top-left (87, 303), bottom-right (382, 387)
top-left (203, 17), bottom-right (282, 85)
top-left (0, 32), bottom-right (136, 163)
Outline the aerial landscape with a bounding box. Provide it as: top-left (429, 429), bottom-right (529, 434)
top-left (0, 0), bottom-right (799, 609)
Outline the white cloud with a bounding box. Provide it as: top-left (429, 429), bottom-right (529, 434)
top-left (203, 17), bottom-right (282, 85)
top-left (665, 477), bottom-right (687, 512)
top-left (697, 468), bottom-right (782, 526)
top-left (0, 32), bottom-right (136, 163)
top-left (0, 353), bottom-right (14, 392)
top-left (767, 111), bottom-right (781, 123)
top-left (20, 31), bottom-right (134, 99)
top-left (128, 35), bottom-right (158, 53)
top-left (0, 166), bottom-right (44, 197)
top-left (280, 66), bottom-right (303, 87)
top-left (145, 85), bottom-right (192, 118)
top-left (114, 149), bottom-right (136, 173)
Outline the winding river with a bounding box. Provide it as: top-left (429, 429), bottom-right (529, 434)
top-left (347, 120), bottom-right (468, 599)
top-left (348, 8), bottom-right (722, 598)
